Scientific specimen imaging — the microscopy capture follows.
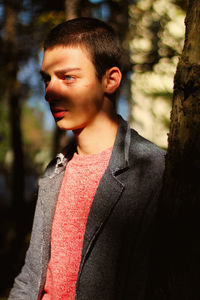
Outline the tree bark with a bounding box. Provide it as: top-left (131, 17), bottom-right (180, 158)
top-left (153, 1), bottom-right (200, 299)
top-left (2, 0), bottom-right (27, 291)
top-left (4, 0), bottom-right (25, 211)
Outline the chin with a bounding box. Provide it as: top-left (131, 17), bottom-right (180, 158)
top-left (56, 123), bottom-right (70, 131)
top-left (55, 119), bottom-right (69, 131)
top-left (57, 124), bottom-right (78, 131)
top-left (56, 119), bottom-right (85, 132)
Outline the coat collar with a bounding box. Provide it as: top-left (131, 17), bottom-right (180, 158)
top-left (109, 115), bottom-right (131, 174)
top-left (42, 115), bottom-right (131, 179)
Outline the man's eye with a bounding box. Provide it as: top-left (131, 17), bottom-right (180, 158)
top-left (64, 75), bottom-right (75, 82)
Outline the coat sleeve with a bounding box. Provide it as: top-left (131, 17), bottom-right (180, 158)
top-left (8, 156), bottom-right (65, 300)
top-left (8, 194), bottom-right (44, 300)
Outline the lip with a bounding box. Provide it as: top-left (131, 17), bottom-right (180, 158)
top-left (53, 111), bottom-right (66, 119)
top-left (51, 108), bottom-right (68, 119)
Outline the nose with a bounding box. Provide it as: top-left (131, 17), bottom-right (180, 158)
top-left (45, 89), bottom-right (53, 103)
top-left (45, 80), bottom-right (60, 103)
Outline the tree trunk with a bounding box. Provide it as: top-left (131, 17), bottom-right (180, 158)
top-left (4, 0), bottom-right (25, 212)
top-left (153, 1), bottom-right (200, 299)
top-left (2, 0), bottom-right (27, 291)
top-left (65, 0), bottom-right (82, 20)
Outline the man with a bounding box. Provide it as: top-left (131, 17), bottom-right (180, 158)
top-left (9, 17), bottom-right (165, 299)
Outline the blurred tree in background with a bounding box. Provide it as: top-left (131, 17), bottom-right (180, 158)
top-left (0, 0), bottom-right (187, 298)
top-left (130, 0), bottom-right (185, 148)
top-left (0, 1), bottom-right (57, 296)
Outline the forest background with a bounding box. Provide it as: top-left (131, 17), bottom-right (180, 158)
top-left (0, 0), bottom-right (187, 298)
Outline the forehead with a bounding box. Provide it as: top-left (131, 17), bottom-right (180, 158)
top-left (41, 46), bottom-right (94, 70)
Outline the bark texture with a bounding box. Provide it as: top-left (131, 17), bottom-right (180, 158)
top-left (153, 1), bottom-right (200, 299)
top-left (2, 0), bottom-right (27, 291)
top-left (4, 0), bottom-right (25, 211)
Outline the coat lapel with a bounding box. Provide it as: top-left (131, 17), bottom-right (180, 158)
top-left (38, 153), bottom-right (68, 279)
top-left (78, 116), bottom-right (131, 276)
top-left (39, 150), bottom-right (71, 246)
top-left (39, 172), bottom-right (65, 246)
top-left (79, 169), bottom-right (125, 273)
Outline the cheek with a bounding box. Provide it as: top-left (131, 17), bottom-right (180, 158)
top-left (86, 81), bottom-right (104, 99)
top-left (73, 83), bottom-right (103, 102)
top-left (85, 79), bottom-right (102, 90)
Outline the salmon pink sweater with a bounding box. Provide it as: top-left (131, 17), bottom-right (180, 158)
top-left (42, 148), bottom-right (112, 300)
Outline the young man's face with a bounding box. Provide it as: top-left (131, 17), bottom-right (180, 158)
top-left (40, 46), bottom-right (106, 131)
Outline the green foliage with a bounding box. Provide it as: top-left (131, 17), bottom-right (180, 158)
top-left (129, 0), bottom-right (185, 147)
top-left (0, 99), bottom-right (52, 171)
top-left (35, 11), bottom-right (66, 46)
top-left (21, 103), bottom-right (52, 172)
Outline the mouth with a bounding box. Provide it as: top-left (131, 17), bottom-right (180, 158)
top-left (51, 108), bottom-right (68, 120)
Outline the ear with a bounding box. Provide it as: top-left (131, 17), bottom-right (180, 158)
top-left (103, 67), bottom-right (122, 94)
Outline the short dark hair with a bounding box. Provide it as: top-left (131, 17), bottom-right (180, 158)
top-left (44, 17), bottom-right (122, 80)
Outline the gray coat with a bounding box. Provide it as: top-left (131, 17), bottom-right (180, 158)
top-left (9, 116), bottom-right (165, 300)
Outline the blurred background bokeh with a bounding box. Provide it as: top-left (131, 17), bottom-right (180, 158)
top-left (0, 0), bottom-right (186, 298)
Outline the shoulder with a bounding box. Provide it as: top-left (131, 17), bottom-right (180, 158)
top-left (129, 128), bottom-right (166, 175)
top-left (130, 128), bottom-right (165, 158)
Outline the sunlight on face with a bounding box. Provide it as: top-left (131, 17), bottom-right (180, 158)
top-left (41, 46), bottom-right (106, 131)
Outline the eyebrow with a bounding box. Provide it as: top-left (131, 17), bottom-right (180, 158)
top-left (40, 68), bottom-right (82, 77)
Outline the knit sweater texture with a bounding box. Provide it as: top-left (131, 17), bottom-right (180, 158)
top-left (42, 147), bottom-right (112, 299)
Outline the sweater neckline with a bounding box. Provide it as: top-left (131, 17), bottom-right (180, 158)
top-left (70, 147), bottom-right (113, 166)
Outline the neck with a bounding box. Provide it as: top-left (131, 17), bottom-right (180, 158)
top-left (73, 110), bottom-right (118, 155)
